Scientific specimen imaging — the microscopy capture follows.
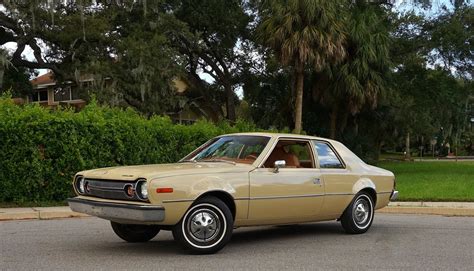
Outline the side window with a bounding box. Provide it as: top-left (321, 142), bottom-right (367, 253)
top-left (264, 140), bottom-right (314, 168)
top-left (314, 141), bottom-right (344, 169)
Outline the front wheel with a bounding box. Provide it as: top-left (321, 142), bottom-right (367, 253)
top-left (340, 192), bottom-right (375, 234)
top-left (172, 196), bottom-right (234, 254)
top-left (111, 222), bottom-right (160, 242)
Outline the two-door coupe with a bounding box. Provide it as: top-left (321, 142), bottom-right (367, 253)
top-left (68, 133), bottom-right (398, 254)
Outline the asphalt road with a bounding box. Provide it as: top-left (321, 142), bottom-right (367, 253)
top-left (1, 214), bottom-right (473, 270)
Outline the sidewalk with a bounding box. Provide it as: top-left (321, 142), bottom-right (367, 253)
top-left (1, 202), bottom-right (474, 221)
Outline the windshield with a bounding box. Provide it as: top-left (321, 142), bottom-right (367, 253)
top-left (184, 136), bottom-right (270, 165)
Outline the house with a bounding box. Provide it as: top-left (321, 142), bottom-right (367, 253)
top-left (28, 72), bottom-right (88, 110)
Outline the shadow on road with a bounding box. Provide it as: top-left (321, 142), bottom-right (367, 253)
top-left (79, 221), bottom-right (344, 255)
top-left (230, 222), bottom-right (343, 245)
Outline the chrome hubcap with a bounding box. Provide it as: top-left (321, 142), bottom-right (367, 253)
top-left (188, 209), bottom-right (220, 242)
top-left (354, 199), bottom-right (370, 225)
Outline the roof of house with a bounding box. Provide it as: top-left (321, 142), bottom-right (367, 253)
top-left (30, 72), bottom-right (55, 87)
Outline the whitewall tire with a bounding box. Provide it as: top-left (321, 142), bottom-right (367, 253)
top-left (172, 196), bottom-right (233, 254)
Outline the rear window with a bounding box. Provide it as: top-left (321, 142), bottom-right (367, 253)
top-left (313, 141), bottom-right (344, 169)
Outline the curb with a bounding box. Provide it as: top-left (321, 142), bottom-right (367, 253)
top-left (1, 202), bottom-right (474, 221)
top-left (377, 207), bottom-right (474, 217)
top-left (375, 201), bottom-right (474, 217)
top-left (0, 206), bottom-right (89, 221)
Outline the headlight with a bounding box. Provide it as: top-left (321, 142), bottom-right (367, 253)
top-left (136, 180), bottom-right (148, 200)
top-left (76, 176), bottom-right (85, 194)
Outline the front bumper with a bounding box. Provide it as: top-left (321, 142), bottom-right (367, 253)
top-left (68, 197), bottom-right (165, 224)
top-left (390, 190), bottom-right (399, 201)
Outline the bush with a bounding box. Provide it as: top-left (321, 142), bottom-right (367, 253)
top-left (0, 97), bottom-right (262, 204)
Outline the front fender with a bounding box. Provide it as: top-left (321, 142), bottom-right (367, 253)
top-left (147, 173), bottom-right (247, 225)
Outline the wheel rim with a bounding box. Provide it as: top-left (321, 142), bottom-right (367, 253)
top-left (187, 209), bottom-right (221, 243)
top-left (352, 195), bottom-right (372, 229)
top-left (182, 203), bottom-right (227, 249)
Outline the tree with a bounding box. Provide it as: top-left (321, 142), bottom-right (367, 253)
top-left (0, 1), bottom-right (183, 114)
top-left (169, 0), bottom-right (251, 122)
top-left (257, 0), bottom-right (346, 133)
top-left (426, 6), bottom-right (473, 79)
top-left (323, 1), bottom-right (391, 139)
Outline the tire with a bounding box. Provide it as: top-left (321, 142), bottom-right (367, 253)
top-left (111, 221), bottom-right (160, 243)
top-left (172, 196), bottom-right (234, 254)
top-left (340, 192), bottom-right (375, 234)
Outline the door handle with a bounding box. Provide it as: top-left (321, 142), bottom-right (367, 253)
top-left (313, 178), bottom-right (322, 185)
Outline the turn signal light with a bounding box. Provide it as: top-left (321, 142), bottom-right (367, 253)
top-left (156, 187), bottom-right (174, 193)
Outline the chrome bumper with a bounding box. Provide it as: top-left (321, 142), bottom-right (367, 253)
top-left (68, 197), bottom-right (165, 224)
top-left (390, 190), bottom-right (399, 201)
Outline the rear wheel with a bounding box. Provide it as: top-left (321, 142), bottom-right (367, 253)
top-left (340, 192), bottom-right (374, 234)
top-left (172, 196), bottom-right (233, 254)
top-left (111, 222), bottom-right (160, 242)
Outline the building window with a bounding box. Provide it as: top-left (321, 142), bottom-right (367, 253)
top-left (32, 90), bottom-right (48, 102)
top-left (53, 86), bottom-right (80, 102)
top-left (54, 86), bottom-right (71, 102)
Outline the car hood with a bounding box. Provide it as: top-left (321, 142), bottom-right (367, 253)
top-left (79, 162), bottom-right (254, 181)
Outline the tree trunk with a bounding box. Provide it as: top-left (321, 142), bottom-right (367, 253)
top-left (293, 63), bottom-right (304, 134)
top-left (0, 69), bottom-right (4, 90)
top-left (224, 81), bottom-right (236, 122)
top-left (405, 132), bottom-right (411, 159)
top-left (375, 140), bottom-right (384, 161)
top-left (330, 103), bottom-right (338, 139)
top-left (339, 109), bottom-right (349, 134)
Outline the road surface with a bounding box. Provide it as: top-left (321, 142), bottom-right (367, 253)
top-left (1, 214), bottom-right (473, 270)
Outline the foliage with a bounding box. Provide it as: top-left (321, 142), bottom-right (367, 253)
top-left (169, 0), bottom-right (251, 122)
top-left (0, 97), bottom-right (262, 204)
top-left (1, 1), bottom-right (183, 114)
top-left (0, 1), bottom-right (472, 164)
top-left (256, 0), bottom-right (346, 133)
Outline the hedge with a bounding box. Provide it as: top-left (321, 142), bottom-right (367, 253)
top-left (0, 97), bottom-right (264, 204)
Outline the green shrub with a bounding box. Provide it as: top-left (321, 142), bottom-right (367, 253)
top-left (0, 97), bottom-right (262, 204)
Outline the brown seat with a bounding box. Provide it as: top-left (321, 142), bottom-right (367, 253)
top-left (264, 146), bottom-right (300, 168)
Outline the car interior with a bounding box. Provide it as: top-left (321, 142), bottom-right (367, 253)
top-left (263, 140), bottom-right (314, 168)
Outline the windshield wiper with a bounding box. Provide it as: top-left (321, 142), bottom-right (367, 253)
top-left (195, 158), bottom-right (236, 165)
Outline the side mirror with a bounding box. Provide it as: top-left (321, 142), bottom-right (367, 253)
top-left (273, 160), bottom-right (286, 173)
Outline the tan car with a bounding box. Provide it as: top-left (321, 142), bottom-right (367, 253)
top-left (68, 133), bottom-right (398, 254)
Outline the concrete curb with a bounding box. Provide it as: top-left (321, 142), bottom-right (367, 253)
top-left (0, 206), bottom-right (88, 221)
top-left (375, 201), bottom-right (474, 217)
top-left (1, 202), bottom-right (474, 221)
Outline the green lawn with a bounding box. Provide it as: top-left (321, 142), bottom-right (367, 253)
top-left (376, 161), bottom-right (474, 202)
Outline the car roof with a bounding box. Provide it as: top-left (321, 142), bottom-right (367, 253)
top-left (220, 132), bottom-right (336, 143)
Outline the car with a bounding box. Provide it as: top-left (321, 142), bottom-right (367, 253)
top-left (68, 132), bottom-right (398, 254)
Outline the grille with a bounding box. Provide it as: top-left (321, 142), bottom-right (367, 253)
top-left (83, 179), bottom-right (143, 202)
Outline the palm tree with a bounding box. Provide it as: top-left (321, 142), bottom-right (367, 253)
top-left (257, 0), bottom-right (346, 133)
top-left (323, 2), bottom-right (391, 139)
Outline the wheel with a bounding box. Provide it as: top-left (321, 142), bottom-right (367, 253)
top-left (110, 221), bottom-right (160, 242)
top-left (172, 196), bottom-right (234, 254)
top-left (340, 192), bottom-right (374, 234)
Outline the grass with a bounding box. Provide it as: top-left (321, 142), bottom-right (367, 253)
top-left (376, 161), bottom-right (474, 202)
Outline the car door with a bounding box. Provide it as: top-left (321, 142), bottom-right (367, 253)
top-left (247, 138), bottom-right (324, 223)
